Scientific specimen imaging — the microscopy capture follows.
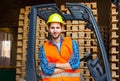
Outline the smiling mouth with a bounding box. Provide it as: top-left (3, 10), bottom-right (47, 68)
top-left (53, 33), bottom-right (58, 35)
top-left (54, 34), bottom-right (57, 36)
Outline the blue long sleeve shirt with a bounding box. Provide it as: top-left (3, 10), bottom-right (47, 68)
top-left (39, 38), bottom-right (80, 75)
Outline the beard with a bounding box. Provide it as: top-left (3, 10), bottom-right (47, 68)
top-left (50, 32), bottom-right (61, 40)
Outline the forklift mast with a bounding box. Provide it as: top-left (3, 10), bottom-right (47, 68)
top-left (26, 3), bottom-right (112, 81)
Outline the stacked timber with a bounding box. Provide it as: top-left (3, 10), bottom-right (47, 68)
top-left (16, 6), bottom-right (30, 81)
top-left (109, 4), bottom-right (119, 81)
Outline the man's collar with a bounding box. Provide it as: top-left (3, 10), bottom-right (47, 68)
top-left (48, 36), bottom-right (64, 44)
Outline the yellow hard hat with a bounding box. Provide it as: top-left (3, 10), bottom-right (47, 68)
top-left (47, 13), bottom-right (63, 24)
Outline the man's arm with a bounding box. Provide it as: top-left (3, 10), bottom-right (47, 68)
top-left (39, 40), bottom-right (80, 75)
top-left (39, 45), bottom-right (66, 75)
top-left (39, 45), bottom-right (56, 75)
top-left (55, 40), bottom-right (80, 70)
top-left (56, 62), bottom-right (72, 70)
top-left (53, 68), bottom-right (65, 74)
top-left (69, 40), bottom-right (80, 70)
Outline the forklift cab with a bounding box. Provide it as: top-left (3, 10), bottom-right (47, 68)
top-left (26, 3), bottom-right (112, 81)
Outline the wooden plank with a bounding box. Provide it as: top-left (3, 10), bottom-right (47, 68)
top-left (16, 68), bottom-right (22, 74)
top-left (16, 60), bottom-right (22, 67)
top-left (110, 31), bottom-right (119, 39)
top-left (112, 15), bottom-right (118, 22)
top-left (112, 70), bottom-right (119, 78)
top-left (78, 38), bottom-right (84, 45)
top-left (110, 39), bottom-right (119, 46)
top-left (80, 69), bottom-right (90, 77)
top-left (20, 8), bottom-right (25, 14)
top-left (91, 46), bottom-right (98, 53)
top-left (78, 32), bottom-right (85, 38)
top-left (91, 39), bottom-right (97, 46)
top-left (72, 20), bottom-right (79, 25)
top-left (111, 8), bottom-right (118, 15)
top-left (66, 20), bottom-right (72, 25)
top-left (111, 63), bottom-right (119, 70)
top-left (18, 20), bottom-right (24, 26)
top-left (91, 2), bottom-right (97, 9)
top-left (110, 47), bottom-right (119, 54)
top-left (85, 32), bottom-right (91, 38)
top-left (19, 14), bottom-right (24, 20)
top-left (18, 27), bottom-right (23, 33)
top-left (17, 47), bottom-right (23, 53)
top-left (112, 79), bottom-right (119, 81)
top-left (17, 54), bottom-right (22, 60)
top-left (18, 34), bottom-right (23, 40)
top-left (79, 47), bottom-right (85, 54)
top-left (16, 75), bottom-right (21, 81)
top-left (85, 3), bottom-right (91, 8)
top-left (111, 24), bottom-right (118, 30)
top-left (92, 9), bottom-right (97, 16)
top-left (25, 6), bottom-right (31, 11)
top-left (17, 41), bottom-right (23, 46)
top-left (85, 77), bottom-right (94, 81)
top-left (110, 55), bottom-right (119, 62)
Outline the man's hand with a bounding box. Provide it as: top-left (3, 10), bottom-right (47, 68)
top-left (56, 62), bottom-right (72, 70)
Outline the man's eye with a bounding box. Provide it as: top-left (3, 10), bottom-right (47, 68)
top-left (56, 27), bottom-right (60, 29)
top-left (50, 27), bottom-right (54, 29)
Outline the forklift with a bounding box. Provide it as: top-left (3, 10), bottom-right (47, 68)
top-left (25, 2), bottom-right (115, 81)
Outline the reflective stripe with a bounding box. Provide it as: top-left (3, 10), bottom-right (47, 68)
top-left (42, 72), bottom-right (80, 78)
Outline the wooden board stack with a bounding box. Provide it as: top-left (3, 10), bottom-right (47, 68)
top-left (16, 6), bottom-right (31, 81)
top-left (109, 4), bottom-right (119, 81)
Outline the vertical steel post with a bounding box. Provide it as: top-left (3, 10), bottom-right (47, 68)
top-left (26, 7), bottom-right (37, 81)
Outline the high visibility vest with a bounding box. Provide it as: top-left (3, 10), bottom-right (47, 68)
top-left (42, 37), bottom-right (80, 81)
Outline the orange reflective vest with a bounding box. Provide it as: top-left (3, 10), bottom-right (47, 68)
top-left (42, 37), bottom-right (80, 81)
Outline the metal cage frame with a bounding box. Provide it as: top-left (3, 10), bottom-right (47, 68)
top-left (26, 3), bottom-right (112, 81)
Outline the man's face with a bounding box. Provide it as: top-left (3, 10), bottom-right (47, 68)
top-left (48, 22), bottom-right (62, 39)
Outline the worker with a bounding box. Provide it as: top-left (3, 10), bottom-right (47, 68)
top-left (39, 13), bottom-right (81, 81)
